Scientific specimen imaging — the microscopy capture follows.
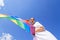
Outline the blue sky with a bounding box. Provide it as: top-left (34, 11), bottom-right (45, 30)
top-left (0, 0), bottom-right (60, 40)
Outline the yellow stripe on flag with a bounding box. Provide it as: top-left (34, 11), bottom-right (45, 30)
top-left (0, 14), bottom-right (8, 17)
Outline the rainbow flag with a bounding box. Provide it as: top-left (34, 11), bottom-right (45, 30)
top-left (0, 14), bottom-right (30, 32)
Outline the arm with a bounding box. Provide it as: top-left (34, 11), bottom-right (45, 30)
top-left (35, 26), bottom-right (45, 32)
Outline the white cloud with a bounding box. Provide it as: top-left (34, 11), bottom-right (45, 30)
top-left (0, 33), bottom-right (16, 40)
top-left (0, 0), bottom-right (4, 6)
